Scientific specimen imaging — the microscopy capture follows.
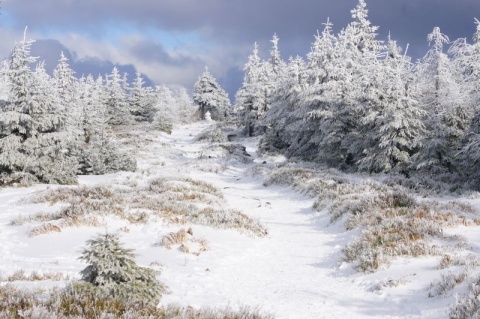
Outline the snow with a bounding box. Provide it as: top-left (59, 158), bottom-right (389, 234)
top-left (0, 121), bottom-right (477, 318)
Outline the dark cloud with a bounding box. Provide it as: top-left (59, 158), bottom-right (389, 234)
top-left (218, 66), bottom-right (244, 103)
top-left (5, 0), bottom-right (480, 96)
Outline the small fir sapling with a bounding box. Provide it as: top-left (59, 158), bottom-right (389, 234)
top-left (79, 233), bottom-right (165, 305)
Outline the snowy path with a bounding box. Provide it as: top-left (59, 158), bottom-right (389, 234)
top-left (151, 123), bottom-right (442, 319)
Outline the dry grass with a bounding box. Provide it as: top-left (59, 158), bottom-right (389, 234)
top-left (438, 254), bottom-right (480, 270)
top-left (159, 228), bottom-right (209, 256)
top-left (17, 177), bottom-right (267, 237)
top-left (0, 284), bottom-right (274, 319)
top-left (343, 199), bottom-right (480, 272)
top-left (260, 163), bottom-right (480, 273)
top-left (0, 270), bottom-right (72, 282)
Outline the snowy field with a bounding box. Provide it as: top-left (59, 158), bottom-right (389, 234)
top-left (1, 121), bottom-right (480, 318)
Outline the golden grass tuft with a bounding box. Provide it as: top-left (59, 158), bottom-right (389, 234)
top-left (159, 228), bottom-right (209, 256)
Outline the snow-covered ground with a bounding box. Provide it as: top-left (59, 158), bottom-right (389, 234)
top-left (1, 121), bottom-right (479, 318)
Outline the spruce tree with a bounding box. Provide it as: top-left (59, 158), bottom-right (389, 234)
top-left (193, 67), bottom-right (231, 121)
top-left (414, 27), bottom-right (469, 173)
top-left (79, 233), bottom-right (165, 305)
top-left (106, 67), bottom-right (131, 125)
top-left (358, 37), bottom-right (425, 173)
top-left (76, 75), bottom-right (136, 175)
top-left (130, 72), bottom-right (155, 122)
top-left (53, 51), bottom-right (78, 131)
top-left (0, 30), bottom-right (78, 185)
top-left (234, 43), bottom-right (264, 136)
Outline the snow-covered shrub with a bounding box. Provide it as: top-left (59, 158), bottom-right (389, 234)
top-left (79, 141), bottom-right (137, 175)
top-left (3, 269), bottom-right (70, 282)
top-left (368, 278), bottom-right (411, 292)
top-left (439, 254), bottom-right (480, 270)
top-left (191, 208), bottom-right (268, 237)
top-left (194, 124), bottom-right (227, 143)
top-left (343, 201), bottom-right (479, 272)
top-left (199, 143), bottom-right (252, 164)
top-left (429, 272), bottom-right (467, 297)
top-left (0, 285), bottom-right (39, 318)
top-left (449, 280), bottom-right (480, 319)
top-left (79, 233), bottom-right (166, 306)
top-left (263, 167), bottom-right (316, 190)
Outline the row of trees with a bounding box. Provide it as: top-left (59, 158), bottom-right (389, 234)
top-left (233, 0), bottom-right (480, 183)
top-left (0, 30), bottom-right (197, 185)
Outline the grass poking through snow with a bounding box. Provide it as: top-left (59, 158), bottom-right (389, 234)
top-left (15, 176), bottom-right (267, 237)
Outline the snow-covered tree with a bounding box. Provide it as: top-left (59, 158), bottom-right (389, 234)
top-left (293, 19), bottom-right (338, 159)
top-left (234, 43), bottom-right (265, 136)
top-left (172, 87), bottom-right (197, 124)
top-left (153, 85), bottom-right (176, 133)
top-left (0, 31), bottom-right (78, 185)
top-left (268, 34), bottom-right (287, 82)
top-left (79, 233), bottom-right (165, 305)
top-left (193, 67), bottom-right (231, 121)
top-left (53, 52), bottom-right (78, 129)
top-left (311, 0), bottom-right (384, 167)
top-left (130, 72), bottom-right (155, 122)
top-left (413, 27), bottom-right (470, 173)
top-left (358, 37), bottom-right (425, 173)
top-left (454, 20), bottom-right (480, 182)
top-left (261, 56), bottom-right (308, 154)
top-left (106, 67), bottom-right (131, 125)
top-left (76, 75), bottom-right (136, 175)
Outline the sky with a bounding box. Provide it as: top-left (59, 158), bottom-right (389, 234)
top-left (1, 0), bottom-right (480, 98)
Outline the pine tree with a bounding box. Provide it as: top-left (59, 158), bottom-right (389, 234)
top-left (254, 34), bottom-right (287, 135)
top-left (79, 233), bottom-right (165, 305)
top-left (267, 34), bottom-right (287, 84)
top-left (130, 72), bottom-right (155, 122)
top-left (454, 20), bottom-right (480, 182)
top-left (153, 85), bottom-right (176, 133)
top-left (26, 63), bottom-right (79, 183)
top-left (413, 27), bottom-right (469, 173)
top-left (76, 75), bottom-right (136, 175)
top-left (53, 51), bottom-right (78, 131)
top-left (0, 30), bottom-right (78, 185)
top-left (313, 0), bottom-right (383, 168)
top-left (172, 87), bottom-right (197, 124)
top-left (296, 19), bottom-right (338, 159)
top-left (234, 43), bottom-right (264, 136)
top-left (261, 56), bottom-right (308, 154)
top-left (358, 37), bottom-right (425, 173)
top-left (106, 67), bottom-right (131, 125)
top-left (193, 67), bottom-right (231, 121)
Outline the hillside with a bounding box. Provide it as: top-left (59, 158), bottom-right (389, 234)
top-left (1, 121), bottom-right (480, 318)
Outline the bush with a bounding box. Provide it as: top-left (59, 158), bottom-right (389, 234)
top-left (449, 280), bottom-right (480, 319)
top-left (79, 233), bottom-right (166, 306)
top-left (194, 124), bottom-right (227, 143)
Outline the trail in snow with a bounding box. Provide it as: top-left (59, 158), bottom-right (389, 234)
top-left (146, 123), bottom-right (446, 319)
